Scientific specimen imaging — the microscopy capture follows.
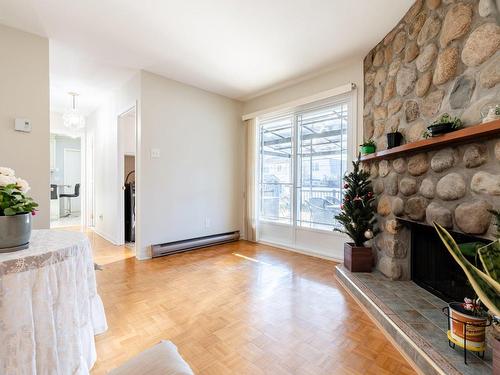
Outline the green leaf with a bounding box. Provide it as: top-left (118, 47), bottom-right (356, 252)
top-left (478, 240), bottom-right (500, 282)
top-left (458, 242), bottom-right (483, 258)
top-left (434, 222), bottom-right (500, 316)
top-left (3, 207), bottom-right (16, 216)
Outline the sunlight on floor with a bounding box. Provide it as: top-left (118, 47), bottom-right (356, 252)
top-left (58, 226), bottom-right (135, 265)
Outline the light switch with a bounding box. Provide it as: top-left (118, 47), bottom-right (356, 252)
top-left (15, 118), bottom-right (32, 133)
top-left (151, 148), bottom-right (160, 158)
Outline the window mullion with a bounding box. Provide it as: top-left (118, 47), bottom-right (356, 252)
top-left (292, 113), bottom-right (298, 229)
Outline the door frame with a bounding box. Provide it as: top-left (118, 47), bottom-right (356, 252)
top-left (117, 105), bottom-right (137, 246)
top-left (63, 147), bottom-right (82, 218)
top-left (85, 133), bottom-right (95, 228)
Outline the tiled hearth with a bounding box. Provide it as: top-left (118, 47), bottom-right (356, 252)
top-left (336, 265), bottom-right (493, 375)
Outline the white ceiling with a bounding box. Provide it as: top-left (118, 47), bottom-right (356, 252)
top-left (0, 0), bottom-right (413, 114)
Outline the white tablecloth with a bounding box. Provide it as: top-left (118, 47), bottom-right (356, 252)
top-left (0, 230), bottom-right (107, 375)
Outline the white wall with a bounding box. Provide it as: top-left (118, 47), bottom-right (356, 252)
top-left (86, 73), bottom-right (140, 244)
top-left (137, 71), bottom-right (244, 259)
top-left (243, 58), bottom-right (364, 137)
top-left (120, 111), bottom-right (136, 156)
top-left (0, 25), bottom-right (50, 228)
top-left (242, 57), bottom-right (364, 260)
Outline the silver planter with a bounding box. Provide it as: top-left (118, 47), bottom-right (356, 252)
top-left (0, 213), bottom-right (32, 252)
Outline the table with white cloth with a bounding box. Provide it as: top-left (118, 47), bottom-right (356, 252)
top-left (0, 230), bottom-right (107, 375)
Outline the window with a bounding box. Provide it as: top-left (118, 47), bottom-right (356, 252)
top-left (259, 115), bottom-right (293, 223)
top-left (258, 97), bottom-right (350, 231)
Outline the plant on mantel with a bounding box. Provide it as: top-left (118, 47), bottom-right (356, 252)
top-left (423, 113), bottom-right (463, 139)
top-left (359, 139), bottom-right (376, 155)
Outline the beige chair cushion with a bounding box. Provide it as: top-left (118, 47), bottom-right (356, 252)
top-left (109, 340), bottom-right (194, 375)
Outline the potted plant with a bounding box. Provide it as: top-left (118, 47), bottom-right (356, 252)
top-left (335, 155), bottom-right (377, 272)
top-left (0, 167), bottom-right (38, 251)
top-left (360, 139), bottom-right (376, 155)
top-left (434, 220), bottom-right (500, 370)
top-left (447, 298), bottom-right (489, 354)
top-left (386, 125), bottom-right (403, 149)
top-left (481, 104), bottom-right (500, 123)
top-left (424, 113), bottom-right (463, 138)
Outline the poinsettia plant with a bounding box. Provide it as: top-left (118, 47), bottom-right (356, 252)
top-left (0, 167), bottom-right (38, 216)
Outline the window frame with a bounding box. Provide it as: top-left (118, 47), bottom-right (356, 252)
top-left (257, 92), bottom-right (357, 234)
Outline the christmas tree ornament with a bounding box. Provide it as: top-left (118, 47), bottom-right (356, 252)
top-left (334, 154), bottom-right (377, 246)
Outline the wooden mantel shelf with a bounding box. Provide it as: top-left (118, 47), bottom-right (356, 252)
top-left (360, 119), bottom-right (500, 162)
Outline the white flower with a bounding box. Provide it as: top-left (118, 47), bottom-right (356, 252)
top-left (16, 178), bottom-right (30, 193)
top-left (0, 167), bottom-right (15, 176)
top-left (0, 175), bottom-right (17, 187)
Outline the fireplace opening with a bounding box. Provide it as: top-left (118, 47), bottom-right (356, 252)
top-left (401, 219), bottom-right (489, 302)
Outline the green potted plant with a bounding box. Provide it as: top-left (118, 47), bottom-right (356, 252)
top-left (425, 113), bottom-right (463, 137)
top-left (335, 155), bottom-right (377, 272)
top-left (360, 139), bottom-right (376, 155)
top-left (0, 167), bottom-right (38, 251)
top-left (434, 219), bottom-right (499, 370)
top-left (481, 103), bottom-right (500, 123)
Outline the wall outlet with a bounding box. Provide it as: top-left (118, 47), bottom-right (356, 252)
top-left (205, 217), bottom-right (211, 228)
top-left (151, 148), bottom-right (160, 158)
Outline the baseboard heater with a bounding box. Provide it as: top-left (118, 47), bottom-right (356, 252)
top-left (151, 231), bottom-right (240, 258)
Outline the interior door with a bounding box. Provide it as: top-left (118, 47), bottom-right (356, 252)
top-left (63, 148), bottom-right (81, 213)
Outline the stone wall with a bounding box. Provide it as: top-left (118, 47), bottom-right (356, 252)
top-left (362, 0), bottom-right (500, 280)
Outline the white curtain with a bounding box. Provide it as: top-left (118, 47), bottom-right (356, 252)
top-left (245, 118), bottom-right (258, 242)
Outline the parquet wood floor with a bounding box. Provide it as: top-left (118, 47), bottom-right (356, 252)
top-left (82, 229), bottom-right (416, 374)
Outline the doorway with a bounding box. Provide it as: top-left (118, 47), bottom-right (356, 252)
top-left (118, 106), bottom-right (137, 250)
top-left (50, 134), bottom-right (83, 228)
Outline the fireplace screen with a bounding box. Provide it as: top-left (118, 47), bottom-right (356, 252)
top-left (409, 221), bottom-right (486, 302)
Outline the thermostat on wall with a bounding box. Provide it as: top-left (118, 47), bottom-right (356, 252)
top-left (15, 118), bottom-right (32, 133)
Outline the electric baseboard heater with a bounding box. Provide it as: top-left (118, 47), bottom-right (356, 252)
top-left (152, 231), bottom-right (240, 258)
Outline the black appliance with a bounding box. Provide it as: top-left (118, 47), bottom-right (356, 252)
top-left (124, 171), bottom-right (135, 242)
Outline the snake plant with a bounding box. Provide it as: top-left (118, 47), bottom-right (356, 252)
top-left (433, 222), bottom-right (500, 317)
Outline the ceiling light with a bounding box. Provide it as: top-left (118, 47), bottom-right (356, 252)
top-left (63, 92), bottom-right (85, 130)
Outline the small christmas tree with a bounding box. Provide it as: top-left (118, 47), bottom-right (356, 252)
top-left (334, 155), bottom-right (377, 246)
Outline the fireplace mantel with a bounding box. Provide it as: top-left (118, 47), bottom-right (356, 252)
top-left (360, 119), bottom-right (500, 162)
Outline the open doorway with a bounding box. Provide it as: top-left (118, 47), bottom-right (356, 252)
top-left (50, 132), bottom-right (83, 228)
top-left (118, 106), bottom-right (136, 251)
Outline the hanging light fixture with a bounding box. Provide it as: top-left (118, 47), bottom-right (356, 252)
top-left (63, 92), bottom-right (85, 130)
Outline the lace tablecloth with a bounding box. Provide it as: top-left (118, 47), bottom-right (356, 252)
top-left (0, 230), bottom-right (108, 375)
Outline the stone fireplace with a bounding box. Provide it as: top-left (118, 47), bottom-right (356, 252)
top-left (361, 0), bottom-right (500, 281)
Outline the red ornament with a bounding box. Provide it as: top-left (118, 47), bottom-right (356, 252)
top-left (340, 204), bottom-right (344, 210)
top-left (344, 183), bottom-right (349, 189)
